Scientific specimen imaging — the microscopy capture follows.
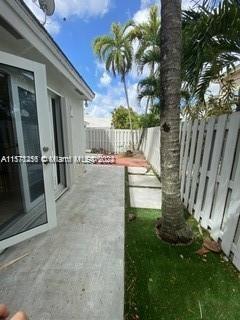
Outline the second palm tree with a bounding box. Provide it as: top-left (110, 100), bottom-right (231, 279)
top-left (93, 22), bottom-right (135, 150)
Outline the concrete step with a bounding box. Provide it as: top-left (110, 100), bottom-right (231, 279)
top-left (129, 187), bottom-right (162, 209)
top-left (128, 166), bottom-right (148, 174)
top-left (128, 167), bottom-right (155, 176)
top-left (128, 175), bottom-right (161, 188)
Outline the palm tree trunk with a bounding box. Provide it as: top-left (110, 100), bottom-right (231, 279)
top-left (157, 0), bottom-right (193, 244)
top-left (122, 75), bottom-right (135, 151)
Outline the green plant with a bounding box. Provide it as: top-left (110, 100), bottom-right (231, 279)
top-left (182, 0), bottom-right (240, 102)
top-left (129, 6), bottom-right (160, 115)
top-left (111, 106), bottom-right (140, 129)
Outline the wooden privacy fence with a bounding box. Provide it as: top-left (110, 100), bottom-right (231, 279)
top-left (85, 128), bottom-right (141, 153)
top-left (180, 113), bottom-right (240, 269)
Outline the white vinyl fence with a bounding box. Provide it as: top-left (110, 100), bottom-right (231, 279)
top-left (139, 127), bottom-right (161, 175)
top-left (86, 114), bottom-right (240, 269)
top-left (180, 113), bottom-right (240, 270)
top-left (137, 114), bottom-right (240, 270)
top-left (86, 128), bottom-right (141, 153)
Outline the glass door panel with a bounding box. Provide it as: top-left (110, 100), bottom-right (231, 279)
top-left (18, 87), bottom-right (44, 203)
top-left (0, 64), bottom-right (47, 241)
top-left (0, 51), bottom-right (56, 250)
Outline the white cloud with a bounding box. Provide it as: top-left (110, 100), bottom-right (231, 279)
top-left (129, 58), bottom-right (150, 81)
top-left (128, 82), bottom-right (142, 111)
top-left (87, 87), bottom-right (124, 117)
top-left (23, 0), bottom-right (61, 35)
top-left (207, 82), bottom-right (220, 96)
top-left (23, 0), bottom-right (111, 35)
top-left (182, 0), bottom-right (196, 10)
top-left (88, 80), bottom-right (142, 118)
top-left (140, 0), bottom-right (156, 9)
top-left (85, 116), bottom-right (111, 128)
top-left (45, 19), bottom-right (61, 35)
top-left (100, 71), bottom-right (112, 86)
top-left (129, 39), bottom-right (152, 81)
top-left (140, 0), bottom-right (195, 11)
top-left (95, 60), bottom-right (112, 86)
top-left (133, 7), bottom-right (151, 24)
top-left (95, 60), bottom-right (105, 73)
top-left (55, 0), bottom-right (110, 18)
top-left (131, 7), bottom-right (155, 81)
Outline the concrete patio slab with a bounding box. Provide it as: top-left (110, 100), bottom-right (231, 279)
top-left (0, 165), bottom-right (124, 320)
top-left (129, 175), bottom-right (161, 188)
top-left (129, 187), bottom-right (162, 209)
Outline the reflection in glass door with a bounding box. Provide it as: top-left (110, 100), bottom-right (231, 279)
top-left (0, 71), bottom-right (24, 229)
top-left (0, 64), bottom-right (47, 241)
top-left (49, 93), bottom-right (66, 197)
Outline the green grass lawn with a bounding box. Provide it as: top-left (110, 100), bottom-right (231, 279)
top-left (125, 181), bottom-right (240, 319)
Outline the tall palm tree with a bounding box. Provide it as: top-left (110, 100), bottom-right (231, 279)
top-left (138, 75), bottom-right (160, 103)
top-left (157, 0), bottom-right (193, 244)
top-left (182, 0), bottom-right (240, 102)
top-left (130, 5), bottom-right (160, 114)
top-left (130, 5), bottom-right (160, 148)
top-left (130, 6), bottom-right (160, 68)
top-left (93, 22), bottom-right (135, 150)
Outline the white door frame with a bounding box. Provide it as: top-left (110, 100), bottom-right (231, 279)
top-left (0, 51), bottom-right (57, 251)
top-left (47, 86), bottom-right (72, 193)
top-left (48, 90), bottom-right (67, 197)
top-left (7, 69), bottom-right (44, 212)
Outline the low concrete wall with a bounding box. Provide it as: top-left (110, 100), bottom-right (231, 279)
top-left (139, 127), bottom-right (161, 176)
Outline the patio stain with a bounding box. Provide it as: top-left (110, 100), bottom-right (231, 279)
top-left (125, 176), bottom-right (240, 319)
top-left (115, 153), bottom-right (148, 168)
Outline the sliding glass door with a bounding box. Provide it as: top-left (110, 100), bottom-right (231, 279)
top-left (0, 51), bottom-right (56, 251)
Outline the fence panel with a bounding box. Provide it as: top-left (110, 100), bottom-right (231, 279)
top-left (201, 115), bottom-right (227, 229)
top-left (86, 115), bottom-right (240, 270)
top-left (183, 119), bottom-right (199, 208)
top-left (181, 120), bottom-right (193, 199)
top-left (180, 113), bottom-right (240, 270)
top-left (210, 115), bottom-right (240, 239)
top-left (137, 114), bottom-right (240, 270)
top-left (193, 118), bottom-right (215, 221)
top-left (187, 120), bottom-right (205, 214)
top-left (85, 128), bottom-right (141, 153)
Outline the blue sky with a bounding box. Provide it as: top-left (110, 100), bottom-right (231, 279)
top-left (24, 0), bottom-right (195, 119)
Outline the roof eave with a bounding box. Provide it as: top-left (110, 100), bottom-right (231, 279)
top-left (13, 0), bottom-right (95, 100)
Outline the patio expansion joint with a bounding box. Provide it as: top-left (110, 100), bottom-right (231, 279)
top-left (128, 173), bottom-right (155, 176)
top-left (128, 185), bottom-right (162, 189)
